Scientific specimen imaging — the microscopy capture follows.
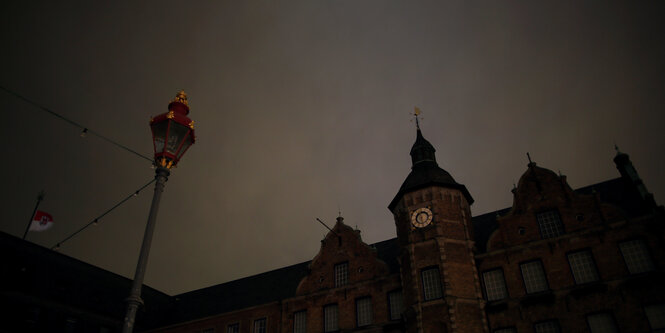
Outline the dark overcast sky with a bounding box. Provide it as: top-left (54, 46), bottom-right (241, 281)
top-left (1, 1), bottom-right (664, 295)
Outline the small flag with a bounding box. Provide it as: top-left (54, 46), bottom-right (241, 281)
top-left (30, 210), bottom-right (54, 232)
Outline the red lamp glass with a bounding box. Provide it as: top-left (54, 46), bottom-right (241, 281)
top-left (150, 91), bottom-right (196, 169)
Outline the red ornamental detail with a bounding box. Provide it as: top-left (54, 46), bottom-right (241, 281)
top-left (150, 91), bottom-right (196, 169)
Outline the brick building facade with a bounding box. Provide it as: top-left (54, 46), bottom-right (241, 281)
top-left (2, 127), bottom-right (664, 332)
top-left (147, 128), bottom-right (663, 333)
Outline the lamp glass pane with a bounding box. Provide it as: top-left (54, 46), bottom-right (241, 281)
top-left (151, 121), bottom-right (168, 154)
top-left (177, 131), bottom-right (193, 159)
top-left (166, 121), bottom-right (190, 155)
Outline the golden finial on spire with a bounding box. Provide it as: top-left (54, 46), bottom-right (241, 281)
top-left (412, 107), bottom-right (422, 130)
top-left (171, 90), bottom-right (188, 106)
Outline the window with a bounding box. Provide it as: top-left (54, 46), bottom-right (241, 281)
top-left (586, 313), bottom-right (618, 333)
top-left (568, 250), bottom-right (599, 284)
top-left (494, 328), bottom-right (517, 333)
top-left (334, 262), bottom-right (348, 287)
top-left (254, 318), bottom-right (266, 333)
top-left (482, 269), bottom-right (508, 301)
top-left (355, 297), bottom-right (372, 327)
top-left (293, 311), bottom-right (306, 333)
top-left (388, 290), bottom-right (404, 321)
top-left (227, 323), bottom-right (239, 333)
top-left (421, 267), bottom-right (443, 300)
top-left (520, 260), bottom-right (548, 293)
top-left (536, 210), bottom-right (564, 239)
top-left (645, 304), bottom-right (665, 332)
top-left (534, 320), bottom-right (561, 333)
top-left (619, 240), bottom-right (655, 274)
top-left (324, 304), bottom-right (338, 332)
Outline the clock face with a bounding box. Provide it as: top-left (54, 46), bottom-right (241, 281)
top-left (411, 207), bottom-right (433, 228)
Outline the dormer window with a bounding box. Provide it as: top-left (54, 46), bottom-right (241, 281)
top-left (536, 210), bottom-right (564, 239)
top-left (334, 262), bottom-right (348, 287)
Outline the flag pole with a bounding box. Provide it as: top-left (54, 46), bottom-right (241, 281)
top-left (23, 191), bottom-right (45, 240)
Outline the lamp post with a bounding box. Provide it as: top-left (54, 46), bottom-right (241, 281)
top-left (122, 91), bottom-right (196, 333)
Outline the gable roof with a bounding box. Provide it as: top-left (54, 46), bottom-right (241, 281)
top-left (470, 177), bottom-right (651, 254)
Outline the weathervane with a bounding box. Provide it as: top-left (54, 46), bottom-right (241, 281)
top-left (412, 107), bottom-right (423, 130)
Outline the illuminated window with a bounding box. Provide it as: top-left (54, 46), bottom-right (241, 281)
top-left (586, 313), bottom-right (618, 333)
top-left (324, 304), bottom-right (338, 332)
top-left (254, 318), bottom-right (266, 333)
top-left (534, 320), bottom-right (560, 333)
top-left (388, 290), bottom-right (403, 321)
top-left (645, 304), bottom-right (665, 331)
top-left (293, 311), bottom-right (306, 333)
top-left (421, 267), bottom-right (443, 300)
top-left (520, 260), bottom-right (548, 293)
top-left (227, 323), bottom-right (239, 333)
top-left (356, 297), bottom-right (372, 327)
top-left (334, 262), bottom-right (348, 287)
top-left (619, 240), bottom-right (655, 274)
top-left (568, 250), bottom-right (599, 284)
top-left (482, 269), bottom-right (508, 301)
top-left (536, 210), bottom-right (564, 239)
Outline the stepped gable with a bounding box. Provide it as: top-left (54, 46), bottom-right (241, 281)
top-left (296, 216), bottom-right (390, 295)
top-left (478, 161), bottom-right (642, 253)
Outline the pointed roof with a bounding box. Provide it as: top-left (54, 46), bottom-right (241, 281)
top-left (389, 129), bottom-right (473, 210)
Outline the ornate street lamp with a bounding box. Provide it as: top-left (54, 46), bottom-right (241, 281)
top-left (150, 90), bottom-right (196, 169)
top-left (122, 91), bottom-right (196, 333)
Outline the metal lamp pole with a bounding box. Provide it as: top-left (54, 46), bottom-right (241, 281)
top-left (121, 167), bottom-right (169, 333)
top-left (121, 91), bottom-right (195, 333)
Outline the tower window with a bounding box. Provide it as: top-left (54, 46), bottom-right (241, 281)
top-left (293, 311), bottom-right (306, 333)
top-left (334, 262), bottom-right (348, 287)
top-left (534, 320), bottom-right (561, 333)
top-left (421, 267), bottom-right (443, 300)
top-left (619, 239), bottom-right (655, 274)
top-left (227, 323), bottom-right (239, 333)
top-left (253, 318), bottom-right (266, 333)
top-left (323, 304), bottom-right (338, 332)
top-left (567, 250), bottom-right (599, 284)
top-left (482, 268), bottom-right (508, 301)
top-left (520, 260), bottom-right (549, 294)
top-left (356, 297), bottom-right (373, 327)
top-left (586, 312), bottom-right (618, 333)
top-left (536, 210), bottom-right (564, 239)
top-left (388, 290), bottom-right (404, 321)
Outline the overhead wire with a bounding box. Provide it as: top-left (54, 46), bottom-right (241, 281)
top-left (0, 85), bottom-right (162, 249)
top-left (0, 85), bottom-right (153, 162)
top-left (51, 178), bottom-right (156, 250)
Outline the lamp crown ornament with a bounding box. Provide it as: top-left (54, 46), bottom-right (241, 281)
top-left (167, 90), bottom-right (190, 116)
top-left (172, 90), bottom-right (188, 105)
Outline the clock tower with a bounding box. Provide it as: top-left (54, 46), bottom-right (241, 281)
top-left (388, 124), bottom-right (487, 333)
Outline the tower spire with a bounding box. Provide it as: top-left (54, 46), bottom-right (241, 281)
top-left (527, 152), bottom-right (536, 167)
